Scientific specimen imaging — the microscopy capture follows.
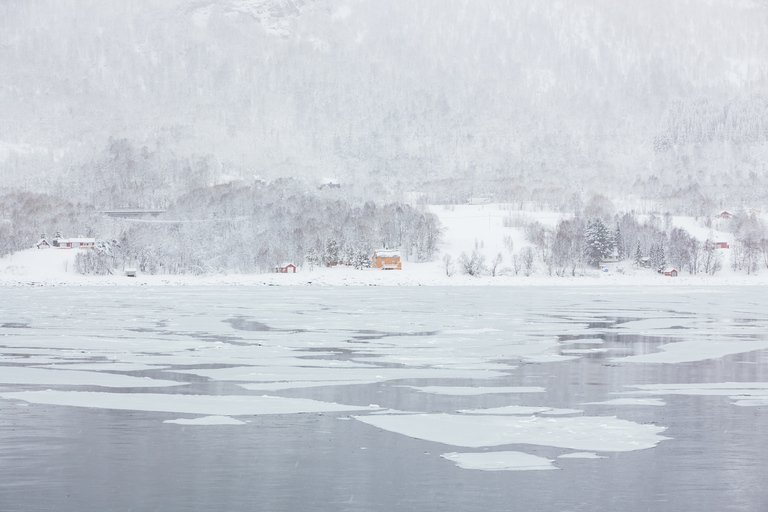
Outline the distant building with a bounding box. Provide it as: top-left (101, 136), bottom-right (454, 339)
top-left (318, 177), bottom-right (340, 189)
top-left (57, 238), bottom-right (95, 249)
top-left (35, 239), bottom-right (51, 249)
top-left (125, 269), bottom-right (137, 277)
top-left (714, 242), bottom-right (729, 249)
top-left (467, 197), bottom-right (491, 205)
top-left (718, 211), bottom-right (733, 219)
top-left (664, 269), bottom-right (678, 277)
top-left (372, 250), bottom-right (402, 270)
top-left (275, 263), bottom-right (297, 273)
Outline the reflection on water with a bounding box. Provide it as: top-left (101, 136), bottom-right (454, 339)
top-left (1, 286), bottom-right (768, 512)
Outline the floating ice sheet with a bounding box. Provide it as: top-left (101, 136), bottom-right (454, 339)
top-left (558, 452), bottom-right (606, 459)
top-left (583, 398), bottom-right (666, 406)
top-left (458, 405), bottom-right (579, 415)
top-left (0, 366), bottom-right (184, 388)
top-left (407, 386), bottom-right (545, 395)
top-left (615, 339), bottom-right (768, 364)
top-left (441, 451), bottom-right (558, 471)
top-left (354, 412), bottom-right (669, 451)
top-left (239, 380), bottom-right (382, 391)
top-left (561, 348), bottom-right (609, 354)
top-left (164, 416), bottom-right (246, 425)
top-left (171, 365), bottom-right (507, 383)
top-left (559, 338), bottom-right (605, 345)
top-left (628, 382), bottom-right (768, 406)
top-left (34, 362), bottom-right (168, 372)
top-left (0, 390), bottom-right (368, 416)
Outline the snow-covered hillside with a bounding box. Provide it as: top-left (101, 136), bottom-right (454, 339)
top-left (1, 204), bottom-right (763, 286)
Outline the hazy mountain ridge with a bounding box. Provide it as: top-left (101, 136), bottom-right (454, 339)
top-left (1, 0), bottom-right (768, 208)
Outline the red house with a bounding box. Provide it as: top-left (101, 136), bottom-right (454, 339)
top-left (714, 242), bottom-right (729, 249)
top-left (664, 269), bottom-right (678, 277)
top-left (718, 211), bottom-right (732, 219)
top-left (57, 238), bottom-right (95, 249)
top-left (275, 263), bottom-right (297, 273)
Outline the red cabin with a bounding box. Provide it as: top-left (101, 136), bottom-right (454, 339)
top-left (275, 263), bottom-right (297, 273)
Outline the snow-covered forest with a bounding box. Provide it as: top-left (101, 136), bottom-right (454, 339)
top-left (2, 1), bottom-right (768, 276)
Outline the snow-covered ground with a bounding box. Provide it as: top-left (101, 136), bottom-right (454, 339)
top-left (0, 204), bottom-right (763, 286)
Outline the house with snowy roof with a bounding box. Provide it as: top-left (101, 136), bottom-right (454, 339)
top-left (56, 238), bottom-right (96, 249)
top-left (35, 238), bottom-right (51, 249)
top-left (372, 250), bottom-right (402, 270)
top-left (275, 262), bottom-right (297, 273)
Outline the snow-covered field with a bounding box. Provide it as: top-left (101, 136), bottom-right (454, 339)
top-left (0, 204), bottom-right (763, 286)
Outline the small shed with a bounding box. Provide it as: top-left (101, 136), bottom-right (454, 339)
top-left (372, 250), bottom-right (402, 270)
top-left (276, 263), bottom-right (297, 273)
top-left (718, 211), bottom-right (733, 219)
top-left (664, 269), bottom-right (678, 277)
top-left (714, 242), bottom-right (729, 249)
top-left (125, 269), bottom-right (137, 277)
top-left (35, 239), bottom-right (51, 249)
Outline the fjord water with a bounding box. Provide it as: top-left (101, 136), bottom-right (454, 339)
top-left (1, 286), bottom-right (767, 511)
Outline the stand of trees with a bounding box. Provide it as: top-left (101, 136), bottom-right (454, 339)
top-left (2, 180), bottom-right (441, 275)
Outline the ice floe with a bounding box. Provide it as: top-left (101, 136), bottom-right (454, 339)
top-left (0, 366), bottom-right (184, 388)
top-left (406, 386), bottom-right (545, 395)
top-left (0, 390), bottom-right (368, 416)
top-left (628, 382), bottom-right (768, 406)
top-left (354, 412), bottom-right (669, 451)
top-left (615, 339), bottom-right (768, 364)
top-left (583, 398), bottom-right (666, 406)
top-left (458, 405), bottom-right (577, 415)
top-left (163, 416), bottom-right (246, 425)
top-left (441, 451), bottom-right (558, 471)
top-left (558, 452), bottom-right (606, 459)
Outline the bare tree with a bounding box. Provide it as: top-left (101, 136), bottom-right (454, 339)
top-left (459, 249), bottom-right (487, 276)
top-left (442, 254), bottom-right (455, 277)
top-left (522, 247), bottom-right (535, 276)
top-left (490, 252), bottom-right (503, 277)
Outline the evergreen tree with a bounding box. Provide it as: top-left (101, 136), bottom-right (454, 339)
top-left (323, 238), bottom-right (340, 266)
top-left (657, 241), bottom-right (667, 272)
top-left (584, 218), bottom-right (611, 268)
top-left (634, 241), bottom-right (643, 267)
top-left (614, 221), bottom-right (624, 259)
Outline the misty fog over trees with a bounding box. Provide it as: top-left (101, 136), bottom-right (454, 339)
top-left (2, 0), bottom-right (768, 275)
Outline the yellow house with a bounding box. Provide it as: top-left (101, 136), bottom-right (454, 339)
top-left (372, 250), bottom-right (402, 270)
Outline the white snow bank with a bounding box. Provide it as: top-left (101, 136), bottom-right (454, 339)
top-left (441, 451), bottom-right (558, 471)
top-left (0, 390), bottom-right (368, 416)
top-left (354, 412), bottom-right (669, 451)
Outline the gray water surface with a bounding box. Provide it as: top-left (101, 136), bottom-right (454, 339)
top-left (1, 286), bottom-right (767, 511)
